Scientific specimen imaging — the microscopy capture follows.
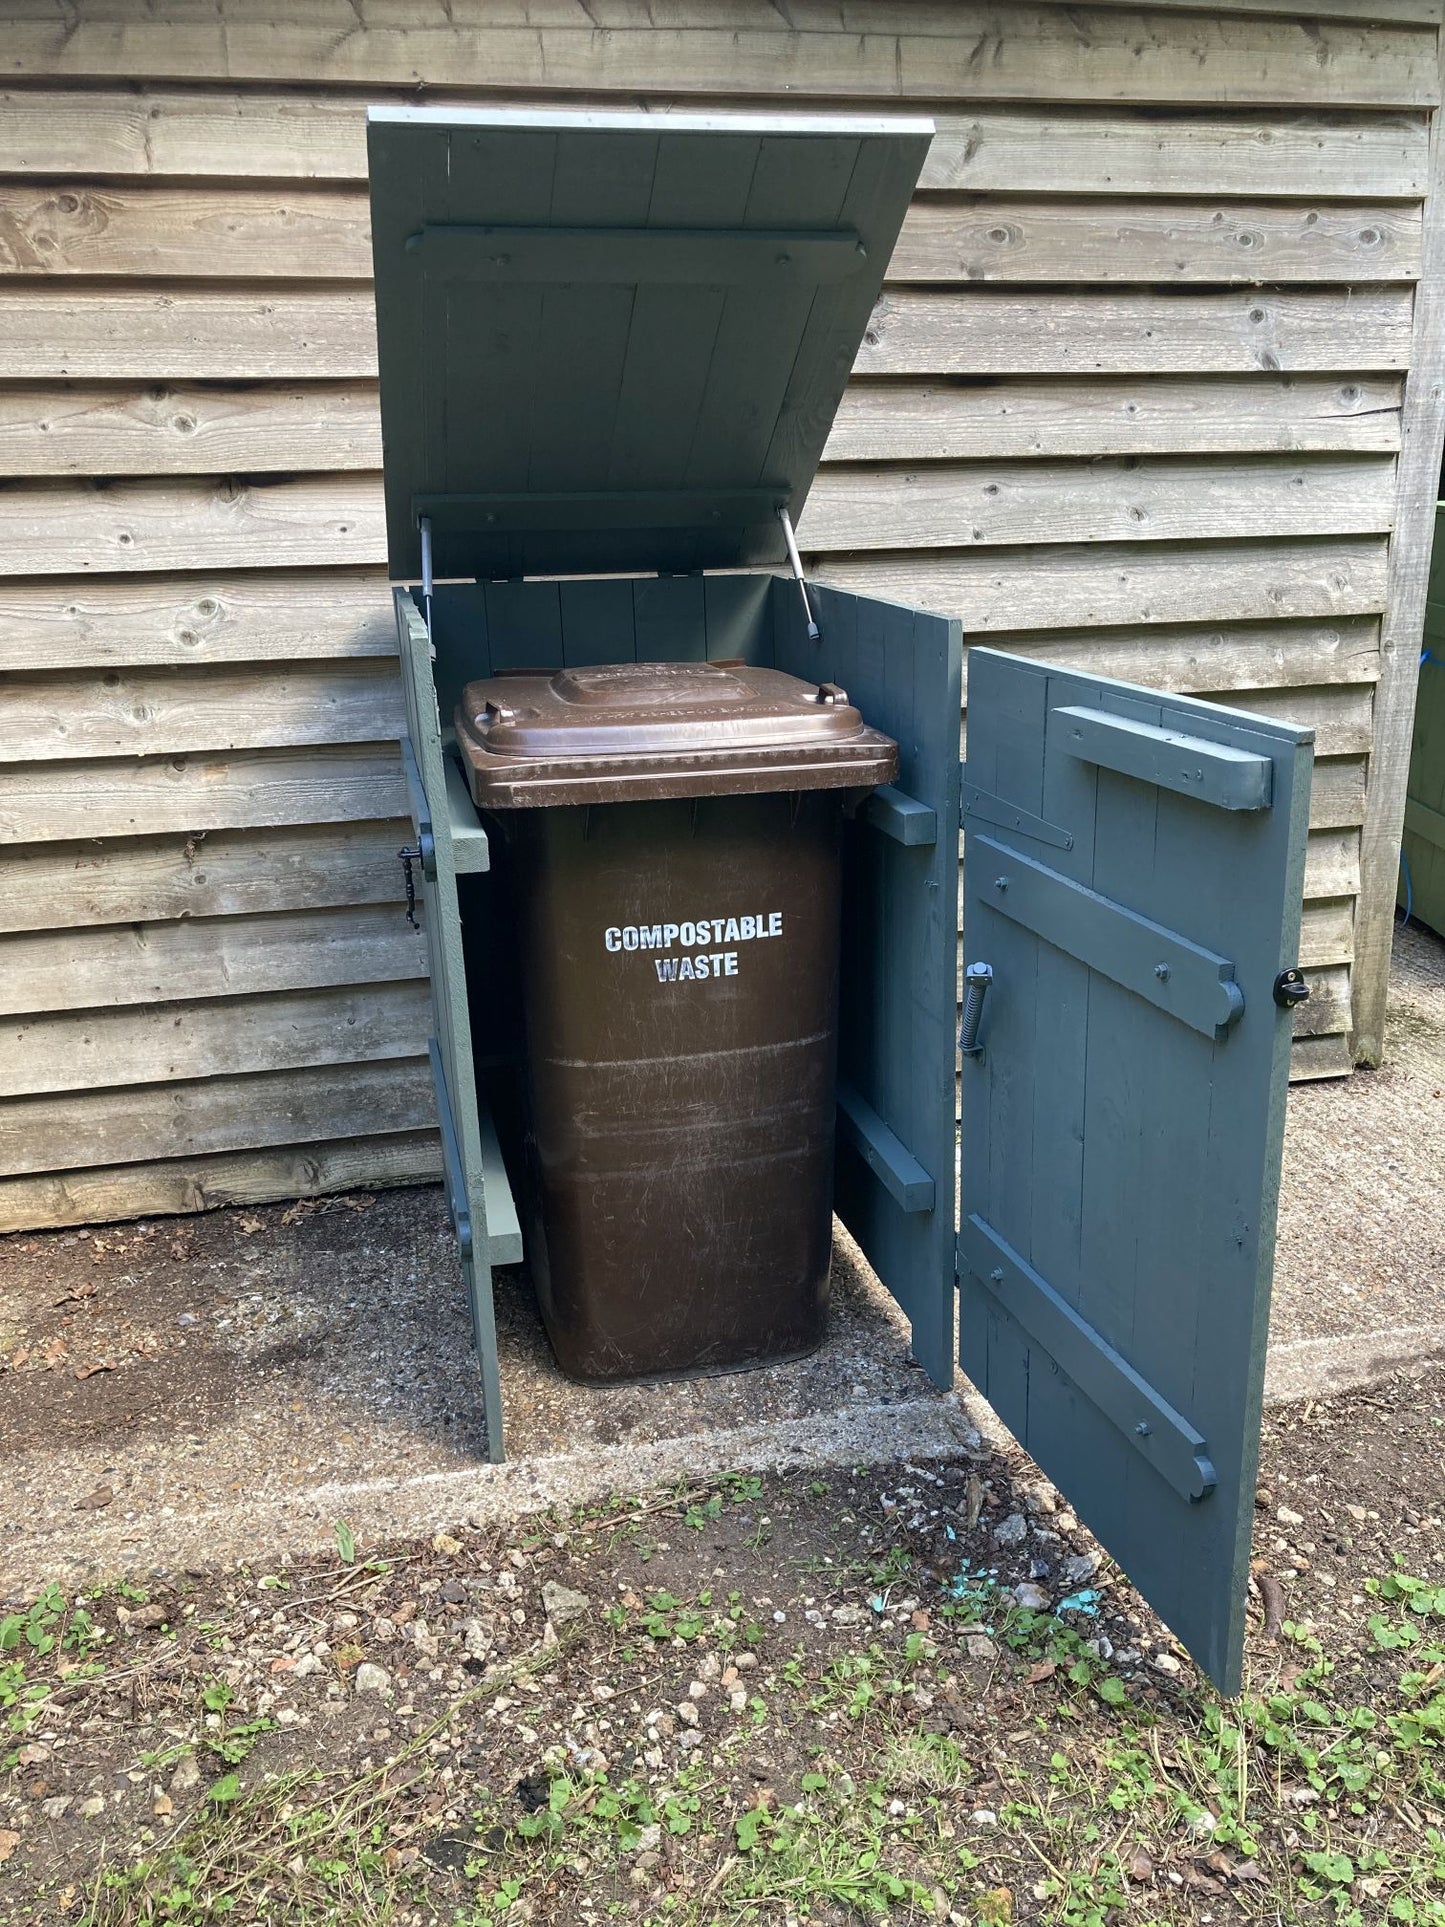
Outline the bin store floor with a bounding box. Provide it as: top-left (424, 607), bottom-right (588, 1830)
top-left (1, 921), bottom-right (1443, 1592)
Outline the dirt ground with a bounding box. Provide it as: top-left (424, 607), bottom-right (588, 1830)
top-left (3, 920), bottom-right (1444, 1590)
top-left (0, 1196), bottom-right (969, 1592)
top-left (0, 1363), bottom-right (1441, 1925)
top-left (0, 923), bottom-right (1442, 1922)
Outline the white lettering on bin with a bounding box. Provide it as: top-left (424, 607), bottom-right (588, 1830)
top-left (609, 909), bottom-right (780, 985)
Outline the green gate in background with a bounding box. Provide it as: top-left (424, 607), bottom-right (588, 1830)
top-left (1402, 504), bottom-right (1445, 937)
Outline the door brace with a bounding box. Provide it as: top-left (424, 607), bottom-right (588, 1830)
top-left (960, 771), bottom-right (1073, 851)
top-left (836, 1082), bottom-right (935, 1213)
top-left (960, 1213), bottom-right (1217, 1504)
top-left (972, 833), bottom-right (1245, 1040)
top-left (1050, 706), bottom-right (1273, 812)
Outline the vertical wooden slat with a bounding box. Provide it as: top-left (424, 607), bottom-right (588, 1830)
top-left (1354, 25), bottom-right (1445, 1064)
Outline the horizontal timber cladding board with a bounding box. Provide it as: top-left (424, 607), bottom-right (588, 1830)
top-left (0, 904), bottom-right (426, 1017)
top-left (1291, 1031), bottom-right (1355, 1078)
top-left (0, 743), bottom-right (407, 844)
top-left (0, 287), bottom-right (379, 381)
top-left (797, 455), bottom-right (1398, 552)
top-left (811, 536), bottom-right (1390, 631)
top-left (1304, 826), bottom-right (1362, 900)
top-left (825, 377), bottom-right (1406, 462)
top-left (0, 375), bottom-right (1406, 481)
top-left (0, 570), bottom-right (392, 672)
top-left (0, 1130), bottom-right (441, 1234)
top-left (856, 290), bottom-right (1417, 377)
top-left (1299, 897), bottom-right (1355, 969)
top-left (0, 819), bottom-right (411, 933)
top-left (1309, 756), bottom-right (1368, 830)
top-left (0, 286), bottom-right (1414, 382)
top-left (0, 475), bottom-right (387, 577)
top-left (0, 979), bottom-right (432, 1100)
top-left (977, 617), bottom-right (1381, 693)
top-left (0, 662), bottom-right (403, 762)
top-left (0, 1057), bottom-right (436, 1180)
top-left (1197, 682), bottom-right (1374, 756)
top-left (1, 5), bottom-right (1436, 106)
top-left (1294, 963), bottom-right (1353, 1038)
top-left (888, 199), bottom-right (1423, 285)
top-left (0, 457), bottom-right (1398, 578)
top-left (0, 186), bottom-right (1422, 285)
top-left (0, 93), bottom-right (1429, 197)
top-left (0, 381), bottom-right (384, 478)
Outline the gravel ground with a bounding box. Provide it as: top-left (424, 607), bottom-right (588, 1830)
top-left (1269, 917), bottom-right (1445, 1399)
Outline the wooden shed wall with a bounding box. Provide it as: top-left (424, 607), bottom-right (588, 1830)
top-left (0, 0), bottom-right (1441, 1231)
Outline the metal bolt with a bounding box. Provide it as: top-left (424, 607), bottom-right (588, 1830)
top-left (1154, 962), bottom-right (1171, 982)
top-left (993, 875), bottom-right (1010, 892)
top-left (1135, 1421), bottom-right (1152, 1437)
top-left (990, 1267), bottom-right (1005, 1285)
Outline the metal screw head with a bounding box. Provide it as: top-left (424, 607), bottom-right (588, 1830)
top-left (990, 1267), bottom-right (1005, 1285)
top-left (1135, 1421), bottom-right (1152, 1437)
top-left (1154, 962), bottom-right (1171, 982)
top-left (993, 875), bottom-right (1010, 892)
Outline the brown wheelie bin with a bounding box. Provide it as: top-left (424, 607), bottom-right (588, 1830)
top-left (454, 659), bottom-right (897, 1383)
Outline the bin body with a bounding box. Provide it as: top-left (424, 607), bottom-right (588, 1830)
top-left (456, 660), bottom-right (896, 1381)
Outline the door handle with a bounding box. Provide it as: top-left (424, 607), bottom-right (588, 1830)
top-left (960, 961), bottom-right (994, 1058)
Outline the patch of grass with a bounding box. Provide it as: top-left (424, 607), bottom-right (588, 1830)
top-left (1, 1583), bottom-right (104, 1767)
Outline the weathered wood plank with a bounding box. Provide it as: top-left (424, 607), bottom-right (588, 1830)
top-left (1293, 962), bottom-right (1353, 1037)
top-left (0, 744), bottom-right (408, 845)
top-left (857, 289), bottom-right (1417, 377)
top-left (0, 91), bottom-right (1428, 198)
top-left (2, 6), bottom-right (1435, 108)
top-left (0, 475), bottom-right (387, 577)
top-left (0, 287), bottom-right (379, 380)
top-left (0, 1130), bottom-right (441, 1234)
top-left (1194, 682), bottom-right (1374, 757)
top-left (1304, 826), bottom-right (1362, 900)
top-left (0, 1057), bottom-right (436, 1180)
top-left (0, 183), bottom-right (373, 278)
top-left (1353, 38), bottom-right (1445, 1066)
top-left (0, 285), bottom-right (1413, 382)
top-left (0, 979), bottom-right (431, 1099)
top-left (1309, 756), bottom-right (1369, 830)
top-left (4, 371), bottom-right (1402, 484)
top-left (0, 457), bottom-right (1397, 577)
top-left (813, 536), bottom-right (1391, 632)
top-left (891, 198), bottom-right (1422, 285)
top-left (0, 183), bottom-right (1421, 285)
top-left (0, 902), bottom-right (424, 1017)
top-left (800, 455), bottom-right (1397, 552)
top-left (1289, 1032), bottom-right (1354, 1079)
top-left (0, 662), bottom-right (401, 762)
top-left (918, 108), bottom-right (1431, 196)
top-left (825, 377), bottom-right (1404, 462)
top-left (0, 569), bottom-right (393, 672)
top-left (978, 617), bottom-right (1381, 695)
top-left (0, 380), bottom-right (383, 478)
top-left (1298, 897), bottom-right (1355, 970)
top-left (1121, 1), bottom-right (1440, 24)
top-left (0, 819), bottom-right (410, 934)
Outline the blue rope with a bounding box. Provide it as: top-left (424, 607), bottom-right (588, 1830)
top-left (1400, 849), bottom-right (1414, 926)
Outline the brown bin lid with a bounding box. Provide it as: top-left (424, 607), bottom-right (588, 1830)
top-left (455, 661), bottom-right (897, 808)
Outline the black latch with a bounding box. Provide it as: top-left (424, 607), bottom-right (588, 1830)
top-left (398, 845), bottom-right (423, 928)
top-left (1272, 968), bottom-right (1310, 1009)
